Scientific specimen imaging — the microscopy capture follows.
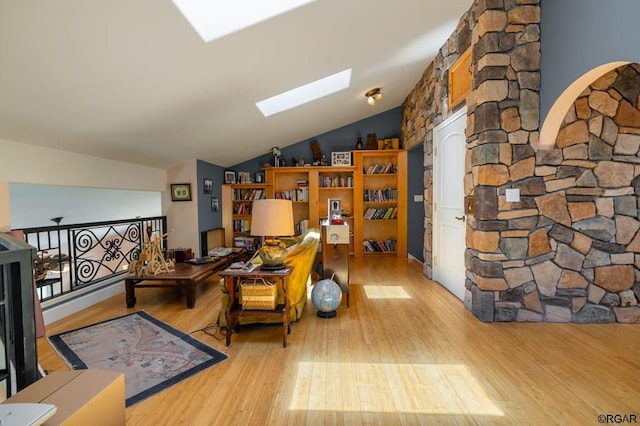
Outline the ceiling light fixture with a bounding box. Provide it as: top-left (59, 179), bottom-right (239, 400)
top-left (365, 88), bottom-right (382, 106)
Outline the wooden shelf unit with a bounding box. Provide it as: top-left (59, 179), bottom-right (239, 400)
top-left (224, 154), bottom-right (406, 259)
top-left (265, 166), bottom-right (356, 238)
top-left (353, 150), bottom-right (407, 258)
top-left (221, 183), bottom-right (273, 248)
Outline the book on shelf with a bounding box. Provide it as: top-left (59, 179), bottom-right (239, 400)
top-left (383, 162), bottom-right (396, 173)
top-left (363, 239), bottom-right (397, 252)
top-left (235, 202), bottom-right (252, 215)
top-left (364, 207), bottom-right (396, 220)
top-left (364, 162), bottom-right (396, 174)
top-left (208, 247), bottom-right (232, 257)
top-left (364, 188), bottom-right (397, 202)
top-left (275, 188), bottom-right (308, 201)
top-left (296, 219), bottom-right (309, 235)
top-left (188, 256), bottom-right (221, 264)
top-left (233, 188), bottom-right (265, 201)
top-left (320, 174), bottom-right (353, 187)
top-left (233, 219), bottom-right (250, 232)
top-left (233, 236), bottom-right (259, 251)
top-left (226, 261), bottom-right (258, 273)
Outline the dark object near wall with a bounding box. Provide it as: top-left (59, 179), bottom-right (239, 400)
top-left (166, 248), bottom-right (193, 263)
top-left (200, 227), bottom-right (225, 257)
top-left (366, 133), bottom-right (377, 150)
top-left (310, 140), bottom-right (322, 162)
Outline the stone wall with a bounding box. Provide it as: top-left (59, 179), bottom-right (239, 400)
top-left (517, 64), bottom-right (640, 323)
top-left (402, 1), bottom-right (640, 323)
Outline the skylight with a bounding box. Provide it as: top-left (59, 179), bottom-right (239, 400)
top-left (256, 69), bottom-right (352, 117)
top-left (172, 0), bottom-right (316, 43)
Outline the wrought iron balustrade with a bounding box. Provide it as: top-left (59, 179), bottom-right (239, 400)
top-left (17, 216), bottom-right (167, 303)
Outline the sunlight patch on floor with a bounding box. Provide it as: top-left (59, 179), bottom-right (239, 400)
top-left (289, 362), bottom-right (504, 415)
top-left (363, 285), bottom-right (411, 299)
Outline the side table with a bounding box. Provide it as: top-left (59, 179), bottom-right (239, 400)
top-left (322, 225), bottom-right (350, 307)
top-left (220, 266), bottom-right (294, 347)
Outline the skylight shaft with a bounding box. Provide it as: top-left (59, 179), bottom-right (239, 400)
top-left (256, 69), bottom-right (352, 117)
top-left (173, 0), bottom-right (316, 43)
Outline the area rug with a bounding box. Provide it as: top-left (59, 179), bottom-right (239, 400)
top-left (48, 311), bottom-right (228, 406)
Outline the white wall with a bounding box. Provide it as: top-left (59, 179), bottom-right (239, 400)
top-left (0, 138), bottom-right (171, 323)
top-left (0, 139), bottom-right (166, 190)
top-left (0, 183), bottom-right (9, 231)
top-left (165, 161), bottom-right (199, 252)
top-left (1, 138), bottom-right (168, 229)
top-left (9, 184), bottom-right (162, 228)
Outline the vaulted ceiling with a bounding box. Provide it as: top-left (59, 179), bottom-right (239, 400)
top-left (0, 0), bottom-right (472, 168)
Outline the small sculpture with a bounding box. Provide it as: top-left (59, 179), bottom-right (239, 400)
top-left (271, 147), bottom-right (281, 167)
top-left (128, 229), bottom-right (174, 276)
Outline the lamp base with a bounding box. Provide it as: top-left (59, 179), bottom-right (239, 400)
top-left (317, 310), bottom-right (337, 318)
top-left (258, 238), bottom-right (287, 271)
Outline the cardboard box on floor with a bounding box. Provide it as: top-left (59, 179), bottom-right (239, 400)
top-left (2, 369), bottom-right (125, 425)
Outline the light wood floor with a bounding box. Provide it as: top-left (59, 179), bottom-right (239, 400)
top-left (38, 257), bottom-right (640, 425)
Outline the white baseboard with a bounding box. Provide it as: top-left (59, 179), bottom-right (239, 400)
top-left (42, 281), bottom-right (125, 325)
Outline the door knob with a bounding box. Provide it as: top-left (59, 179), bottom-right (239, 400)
top-left (455, 216), bottom-right (466, 223)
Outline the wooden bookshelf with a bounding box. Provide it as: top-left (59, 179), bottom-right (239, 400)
top-left (353, 150), bottom-right (407, 258)
top-left (221, 183), bottom-right (272, 249)
top-left (224, 153), bottom-right (406, 259)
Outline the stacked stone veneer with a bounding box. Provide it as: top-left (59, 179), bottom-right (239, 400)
top-left (404, 1), bottom-right (639, 323)
top-left (469, 64), bottom-right (640, 323)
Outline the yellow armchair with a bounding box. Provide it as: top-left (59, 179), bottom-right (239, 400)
top-left (217, 228), bottom-right (320, 328)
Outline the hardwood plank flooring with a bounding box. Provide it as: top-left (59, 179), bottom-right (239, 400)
top-left (37, 257), bottom-right (640, 425)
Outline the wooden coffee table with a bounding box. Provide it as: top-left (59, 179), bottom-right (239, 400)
top-left (125, 259), bottom-right (227, 308)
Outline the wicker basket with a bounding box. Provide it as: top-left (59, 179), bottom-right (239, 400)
top-left (240, 278), bottom-right (277, 310)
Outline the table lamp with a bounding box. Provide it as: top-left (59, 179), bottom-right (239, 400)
top-left (250, 199), bottom-right (294, 270)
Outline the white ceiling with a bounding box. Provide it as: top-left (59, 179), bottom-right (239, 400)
top-left (0, 0), bottom-right (472, 169)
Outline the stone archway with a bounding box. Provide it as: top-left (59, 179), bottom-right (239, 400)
top-left (538, 61), bottom-right (630, 150)
top-left (529, 63), bottom-right (640, 322)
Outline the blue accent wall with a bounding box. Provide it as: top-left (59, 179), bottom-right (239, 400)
top-left (197, 107), bottom-right (403, 256)
top-left (540, 0), bottom-right (640, 120)
top-left (407, 144), bottom-right (425, 262)
top-left (230, 107), bottom-right (402, 173)
top-left (196, 159), bottom-right (226, 253)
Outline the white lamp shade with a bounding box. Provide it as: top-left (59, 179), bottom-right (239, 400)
top-left (250, 199), bottom-right (294, 237)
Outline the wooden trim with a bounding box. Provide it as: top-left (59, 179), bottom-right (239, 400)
top-left (448, 48), bottom-right (472, 110)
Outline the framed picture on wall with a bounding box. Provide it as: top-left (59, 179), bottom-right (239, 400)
top-left (211, 197), bottom-right (219, 212)
top-left (224, 170), bottom-right (236, 184)
top-left (238, 171), bottom-right (251, 184)
top-left (203, 178), bottom-right (213, 194)
top-left (331, 151), bottom-right (352, 166)
top-left (170, 183), bottom-right (192, 201)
